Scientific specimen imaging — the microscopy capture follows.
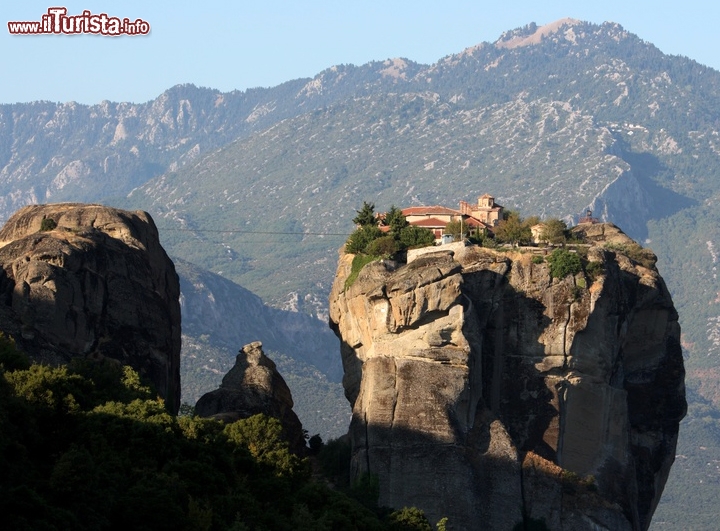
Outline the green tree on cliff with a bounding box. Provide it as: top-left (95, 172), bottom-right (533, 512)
top-left (494, 211), bottom-right (532, 246)
top-left (540, 218), bottom-right (568, 245)
top-left (346, 225), bottom-right (384, 254)
top-left (353, 201), bottom-right (377, 227)
top-left (388, 507), bottom-right (433, 530)
top-left (347, 203), bottom-right (434, 254)
top-left (385, 205), bottom-right (409, 237)
top-left (347, 202), bottom-right (382, 254)
top-left (385, 206), bottom-right (435, 249)
top-left (399, 225), bottom-right (435, 249)
top-left (546, 248), bottom-right (582, 279)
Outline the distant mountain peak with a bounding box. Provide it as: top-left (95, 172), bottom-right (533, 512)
top-left (495, 18), bottom-right (582, 49)
top-left (379, 58), bottom-right (409, 80)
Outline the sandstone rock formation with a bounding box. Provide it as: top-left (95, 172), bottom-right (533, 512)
top-left (329, 223), bottom-right (685, 531)
top-left (0, 203), bottom-right (181, 412)
top-left (195, 341), bottom-right (306, 454)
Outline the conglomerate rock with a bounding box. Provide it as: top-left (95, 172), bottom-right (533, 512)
top-left (328, 223), bottom-right (685, 530)
top-left (195, 341), bottom-right (306, 454)
top-left (0, 203), bottom-right (181, 412)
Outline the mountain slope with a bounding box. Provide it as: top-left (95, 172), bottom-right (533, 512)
top-left (2, 18), bottom-right (720, 528)
top-left (125, 18), bottom-right (717, 315)
top-left (0, 72), bottom-right (409, 218)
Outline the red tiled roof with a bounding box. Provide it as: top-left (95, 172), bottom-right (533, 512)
top-left (462, 217), bottom-right (485, 227)
top-left (409, 217), bottom-right (448, 228)
top-left (403, 205), bottom-right (461, 216)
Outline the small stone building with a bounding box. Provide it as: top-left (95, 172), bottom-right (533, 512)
top-left (459, 194), bottom-right (504, 226)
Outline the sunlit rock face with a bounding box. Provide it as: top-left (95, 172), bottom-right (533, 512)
top-left (329, 224), bottom-right (685, 531)
top-left (0, 203), bottom-right (181, 412)
top-left (195, 341), bottom-right (306, 454)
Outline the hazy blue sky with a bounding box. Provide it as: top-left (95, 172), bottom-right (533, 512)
top-left (3, 1), bottom-right (718, 105)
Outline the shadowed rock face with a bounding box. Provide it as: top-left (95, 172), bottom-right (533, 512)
top-left (329, 224), bottom-right (685, 531)
top-left (195, 341), bottom-right (306, 454)
top-left (0, 203), bottom-right (181, 412)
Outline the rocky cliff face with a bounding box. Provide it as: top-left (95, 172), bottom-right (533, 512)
top-left (329, 224), bottom-right (685, 531)
top-left (195, 341), bottom-right (306, 454)
top-left (0, 203), bottom-right (181, 412)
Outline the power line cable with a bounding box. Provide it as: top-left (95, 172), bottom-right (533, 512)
top-left (156, 227), bottom-right (352, 236)
top-left (0, 218), bottom-right (353, 238)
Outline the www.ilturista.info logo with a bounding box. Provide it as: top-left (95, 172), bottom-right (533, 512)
top-left (8, 7), bottom-right (150, 36)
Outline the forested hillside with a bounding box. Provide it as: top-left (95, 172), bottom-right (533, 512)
top-left (0, 337), bottom-right (438, 530)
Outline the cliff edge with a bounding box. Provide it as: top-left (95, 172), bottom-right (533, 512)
top-left (0, 203), bottom-right (181, 412)
top-left (329, 223), bottom-right (685, 530)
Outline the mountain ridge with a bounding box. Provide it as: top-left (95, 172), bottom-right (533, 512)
top-left (2, 18), bottom-right (720, 528)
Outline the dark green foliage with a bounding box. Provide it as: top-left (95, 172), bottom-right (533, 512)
top-left (0, 334), bottom-right (30, 371)
top-left (387, 506), bottom-right (433, 530)
top-left (531, 255), bottom-right (545, 265)
top-left (494, 211), bottom-right (532, 246)
top-left (292, 482), bottom-right (385, 531)
top-left (546, 248), bottom-right (583, 279)
top-left (467, 232), bottom-right (486, 246)
top-left (224, 413), bottom-right (309, 480)
top-left (308, 434), bottom-right (323, 453)
top-left (68, 358), bottom-right (155, 405)
top-left (385, 205), bottom-right (409, 236)
top-left (539, 218), bottom-right (568, 244)
top-left (584, 260), bottom-right (604, 280)
top-left (353, 201), bottom-right (377, 227)
top-left (571, 285), bottom-right (585, 301)
top-left (443, 220), bottom-right (465, 241)
top-left (347, 204), bottom-right (434, 257)
top-left (349, 472), bottom-right (380, 510)
top-left (39, 217), bottom-right (57, 231)
top-left (0, 353), bottom-right (396, 531)
top-left (317, 437), bottom-right (352, 487)
top-left (6, 364), bottom-right (95, 413)
top-left (366, 235), bottom-right (399, 257)
top-left (346, 225), bottom-right (383, 254)
top-left (399, 224), bottom-right (435, 249)
top-left (482, 237), bottom-right (498, 248)
top-left (178, 402), bottom-right (196, 417)
top-left (566, 231), bottom-right (587, 245)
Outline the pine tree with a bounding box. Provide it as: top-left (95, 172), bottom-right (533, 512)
top-left (385, 205), bottom-right (408, 237)
top-left (352, 202), bottom-right (377, 227)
